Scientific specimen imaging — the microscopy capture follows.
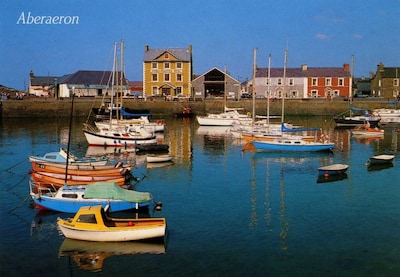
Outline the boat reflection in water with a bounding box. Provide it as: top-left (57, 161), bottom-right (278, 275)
top-left (58, 238), bottom-right (166, 272)
top-left (317, 173), bottom-right (348, 183)
top-left (367, 163), bottom-right (394, 171)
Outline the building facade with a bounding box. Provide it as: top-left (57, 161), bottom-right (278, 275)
top-left (192, 67), bottom-right (240, 100)
top-left (29, 70), bottom-right (60, 97)
top-left (143, 45), bottom-right (192, 99)
top-left (57, 70), bottom-right (129, 98)
top-left (251, 64), bottom-right (352, 99)
top-left (370, 63), bottom-right (400, 99)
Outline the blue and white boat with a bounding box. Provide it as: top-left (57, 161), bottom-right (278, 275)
top-left (29, 181), bottom-right (153, 213)
top-left (252, 137), bottom-right (335, 152)
top-left (29, 148), bottom-right (108, 166)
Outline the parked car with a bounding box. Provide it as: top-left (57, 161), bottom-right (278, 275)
top-left (241, 93), bottom-right (252, 99)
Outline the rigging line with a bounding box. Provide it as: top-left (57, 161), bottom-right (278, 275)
top-left (7, 194), bottom-right (31, 213)
top-left (4, 158), bottom-right (28, 172)
top-left (5, 173), bottom-right (29, 192)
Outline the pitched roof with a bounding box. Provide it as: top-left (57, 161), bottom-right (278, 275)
top-left (61, 70), bottom-right (127, 85)
top-left (144, 47), bottom-right (191, 62)
top-left (306, 67), bottom-right (351, 77)
top-left (256, 68), bottom-right (306, 78)
top-left (380, 67), bottom-right (400, 78)
top-left (30, 76), bottom-right (60, 86)
top-left (192, 66), bottom-right (239, 83)
top-left (256, 66), bottom-right (351, 78)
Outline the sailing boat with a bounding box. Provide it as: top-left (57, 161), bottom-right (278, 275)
top-left (251, 50), bottom-right (335, 152)
top-left (82, 41), bottom-right (158, 146)
top-left (92, 40), bottom-right (165, 134)
top-left (232, 50), bottom-right (315, 142)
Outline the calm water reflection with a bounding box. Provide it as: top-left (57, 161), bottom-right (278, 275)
top-left (1, 116), bottom-right (399, 276)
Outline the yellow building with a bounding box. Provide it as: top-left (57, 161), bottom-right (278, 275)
top-left (143, 45), bottom-right (193, 99)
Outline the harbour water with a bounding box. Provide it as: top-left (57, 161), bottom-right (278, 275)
top-left (1, 116), bottom-right (399, 276)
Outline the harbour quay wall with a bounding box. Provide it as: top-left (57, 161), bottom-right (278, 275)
top-left (0, 97), bottom-right (392, 118)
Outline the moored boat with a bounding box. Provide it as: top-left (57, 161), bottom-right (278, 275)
top-left (30, 161), bottom-right (132, 177)
top-left (146, 154), bottom-right (173, 163)
top-left (351, 125), bottom-right (384, 137)
top-left (30, 181), bottom-right (153, 213)
top-left (252, 136), bottom-right (335, 152)
top-left (318, 164), bottom-right (349, 176)
top-left (83, 123), bottom-right (158, 147)
top-left (57, 205), bottom-right (167, 242)
top-left (29, 148), bottom-right (108, 166)
top-left (31, 171), bottom-right (127, 187)
top-left (368, 154), bottom-right (395, 165)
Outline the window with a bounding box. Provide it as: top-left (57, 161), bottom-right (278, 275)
top-left (164, 73), bottom-right (170, 82)
top-left (176, 62), bottom-right (182, 69)
top-left (152, 86), bottom-right (158, 95)
top-left (152, 62), bottom-right (157, 69)
top-left (152, 74), bottom-right (158, 82)
top-left (277, 79), bottom-right (282, 85)
top-left (311, 90), bottom-right (318, 97)
top-left (333, 90), bottom-right (339, 97)
top-left (77, 214), bottom-right (97, 224)
top-left (312, 78), bottom-right (318, 86)
top-left (164, 53), bottom-right (169, 59)
top-left (326, 78), bottom-right (331, 86)
top-left (176, 74), bottom-right (182, 82)
top-left (289, 78), bottom-right (294, 86)
top-left (394, 79), bottom-right (399, 86)
top-left (176, 87), bottom-right (182, 95)
top-left (164, 62), bottom-right (170, 69)
top-left (289, 90), bottom-right (297, 97)
top-left (338, 78), bottom-right (344, 86)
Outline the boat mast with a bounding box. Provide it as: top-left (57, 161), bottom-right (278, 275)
top-left (282, 49), bottom-right (288, 123)
top-left (267, 54), bottom-right (271, 131)
top-left (64, 90), bottom-right (75, 185)
top-left (224, 65), bottom-right (227, 111)
top-left (252, 48), bottom-right (257, 123)
top-left (119, 39), bottom-right (124, 120)
top-left (110, 42), bottom-right (117, 128)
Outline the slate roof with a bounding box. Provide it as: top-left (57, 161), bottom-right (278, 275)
top-left (380, 67), bottom-right (400, 78)
top-left (306, 67), bottom-right (351, 77)
top-left (144, 48), bottom-right (191, 62)
top-left (30, 76), bottom-right (60, 86)
top-left (61, 70), bottom-right (127, 85)
top-left (256, 68), bottom-right (307, 78)
top-left (256, 67), bottom-right (351, 78)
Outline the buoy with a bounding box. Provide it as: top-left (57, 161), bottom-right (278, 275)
top-left (155, 201), bottom-right (163, 211)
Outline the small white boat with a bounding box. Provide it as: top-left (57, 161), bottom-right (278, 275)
top-left (146, 154), bottom-right (173, 163)
top-left (368, 154), bottom-right (395, 165)
top-left (318, 164), bottom-right (349, 176)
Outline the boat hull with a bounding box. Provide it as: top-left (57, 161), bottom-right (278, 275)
top-left (58, 224), bottom-right (166, 242)
top-left (83, 130), bottom-right (157, 147)
top-left (368, 155), bottom-right (395, 165)
top-left (252, 140), bottom-right (334, 152)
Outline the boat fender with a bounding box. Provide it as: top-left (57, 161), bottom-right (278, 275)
top-left (128, 221), bottom-right (134, 226)
top-left (157, 120), bottom-right (163, 125)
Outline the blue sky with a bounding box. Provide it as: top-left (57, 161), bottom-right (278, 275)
top-left (1, 0), bottom-right (399, 90)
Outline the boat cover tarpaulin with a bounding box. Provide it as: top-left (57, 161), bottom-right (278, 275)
top-left (84, 182), bottom-right (152, 202)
